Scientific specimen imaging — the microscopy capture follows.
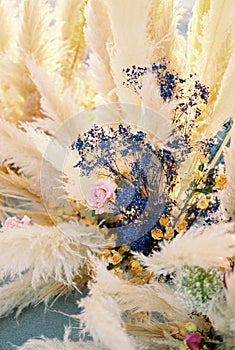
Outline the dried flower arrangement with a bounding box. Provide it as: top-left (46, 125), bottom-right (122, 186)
top-left (0, 1), bottom-right (234, 350)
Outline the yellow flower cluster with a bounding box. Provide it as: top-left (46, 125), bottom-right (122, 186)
top-left (197, 195), bottom-right (209, 209)
top-left (129, 260), bottom-right (143, 272)
top-left (151, 228), bottom-right (163, 240)
top-left (215, 174), bottom-right (227, 189)
top-left (176, 220), bottom-right (187, 232)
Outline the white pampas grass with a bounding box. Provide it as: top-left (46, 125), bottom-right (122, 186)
top-left (0, 119), bottom-right (42, 186)
top-left (86, 260), bottom-right (186, 321)
top-left (57, 0), bottom-right (86, 81)
top-left (0, 222), bottom-right (104, 287)
top-left (99, 0), bottom-right (152, 105)
top-left (0, 0), bottom-right (16, 53)
top-left (0, 169), bottom-right (39, 202)
top-left (85, 0), bottom-right (185, 107)
top-left (140, 73), bottom-right (176, 118)
top-left (26, 57), bottom-right (80, 131)
top-left (187, 0), bottom-right (235, 139)
top-left (148, 0), bottom-right (185, 71)
top-left (81, 288), bottom-right (136, 350)
top-left (0, 0), bottom-right (233, 349)
top-left (79, 260), bottom-right (188, 350)
top-left (18, 0), bottom-right (63, 71)
top-left (84, 0), bottom-right (117, 102)
top-left (0, 169), bottom-right (46, 222)
top-left (0, 271), bottom-right (69, 318)
top-left (17, 327), bottom-right (105, 350)
top-left (138, 223), bottom-right (235, 274)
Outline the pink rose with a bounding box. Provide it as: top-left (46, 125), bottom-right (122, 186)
top-left (185, 333), bottom-right (204, 350)
top-left (2, 215), bottom-right (31, 229)
top-left (86, 179), bottom-right (117, 214)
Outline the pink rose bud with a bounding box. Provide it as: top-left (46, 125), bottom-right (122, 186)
top-left (86, 179), bottom-right (117, 214)
top-left (185, 333), bottom-right (204, 350)
top-left (2, 215), bottom-right (31, 229)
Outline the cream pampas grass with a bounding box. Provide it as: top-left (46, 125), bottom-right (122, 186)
top-left (187, 0), bottom-right (235, 139)
top-left (26, 57), bottom-right (80, 132)
top-left (0, 222), bottom-right (104, 286)
top-left (138, 223), bottom-right (235, 274)
top-left (0, 222), bottom-right (104, 317)
top-left (84, 0), bottom-right (117, 102)
top-left (18, 327), bottom-right (106, 350)
top-left (56, 0), bottom-right (86, 82)
top-left (0, 120), bottom-right (42, 184)
top-left (79, 260), bottom-right (188, 349)
top-left (0, 0), bottom-right (16, 53)
top-left (0, 271), bottom-right (70, 318)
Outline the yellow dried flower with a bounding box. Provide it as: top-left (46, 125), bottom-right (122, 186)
top-left (215, 174), bottom-right (227, 189)
top-left (176, 220), bottom-right (187, 232)
top-left (118, 244), bottom-right (130, 254)
top-left (159, 215), bottom-right (170, 227)
top-left (197, 195), bottom-right (209, 210)
top-left (129, 260), bottom-right (143, 272)
top-left (193, 170), bottom-right (203, 180)
top-left (109, 250), bottom-right (122, 265)
top-left (80, 217), bottom-right (95, 225)
top-left (97, 249), bottom-right (112, 259)
top-left (200, 156), bottom-right (209, 164)
top-left (164, 228), bottom-right (175, 240)
top-left (179, 327), bottom-right (187, 336)
top-left (151, 228), bottom-right (163, 240)
top-left (185, 322), bottom-right (198, 332)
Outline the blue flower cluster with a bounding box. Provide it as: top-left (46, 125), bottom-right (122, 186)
top-left (122, 59), bottom-right (210, 137)
top-left (72, 124), bottom-right (179, 255)
top-left (122, 60), bottom-right (177, 101)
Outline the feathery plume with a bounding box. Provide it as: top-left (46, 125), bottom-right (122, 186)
top-left (0, 222), bottom-right (104, 287)
top-left (18, 0), bottom-right (63, 71)
top-left (0, 271), bottom-right (71, 318)
top-left (138, 223), bottom-right (235, 274)
top-left (148, 0), bottom-right (185, 71)
top-left (187, 0), bottom-right (235, 139)
top-left (57, 0), bottom-right (86, 82)
top-left (84, 0), bottom-right (117, 102)
top-left (26, 57), bottom-right (79, 129)
top-left (18, 327), bottom-right (105, 350)
top-left (0, 0), bottom-right (17, 53)
top-left (0, 119), bottom-right (42, 187)
top-left (80, 288), bottom-right (136, 350)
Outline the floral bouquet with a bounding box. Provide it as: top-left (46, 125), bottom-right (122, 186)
top-left (0, 1), bottom-right (234, 350)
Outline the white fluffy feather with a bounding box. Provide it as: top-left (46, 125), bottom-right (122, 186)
top-left (187, 0), bottom-right (235, 139)
top-left (26, 57), bottom-right (80, 132)
top-left (78, 259), bottom-right (187, 350)
top-left (17, 327), bottom-right (105, 350)
top-left (138, 223), bottom-right (235, 274)
top-left (80, 288), bottom-right (136, 350)
top-left (0, 119), bottom-right (42, 187)
top-left (0, 222), bottom-right (104, 287)
top-left (85, 0), bottom-right (117, 102)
